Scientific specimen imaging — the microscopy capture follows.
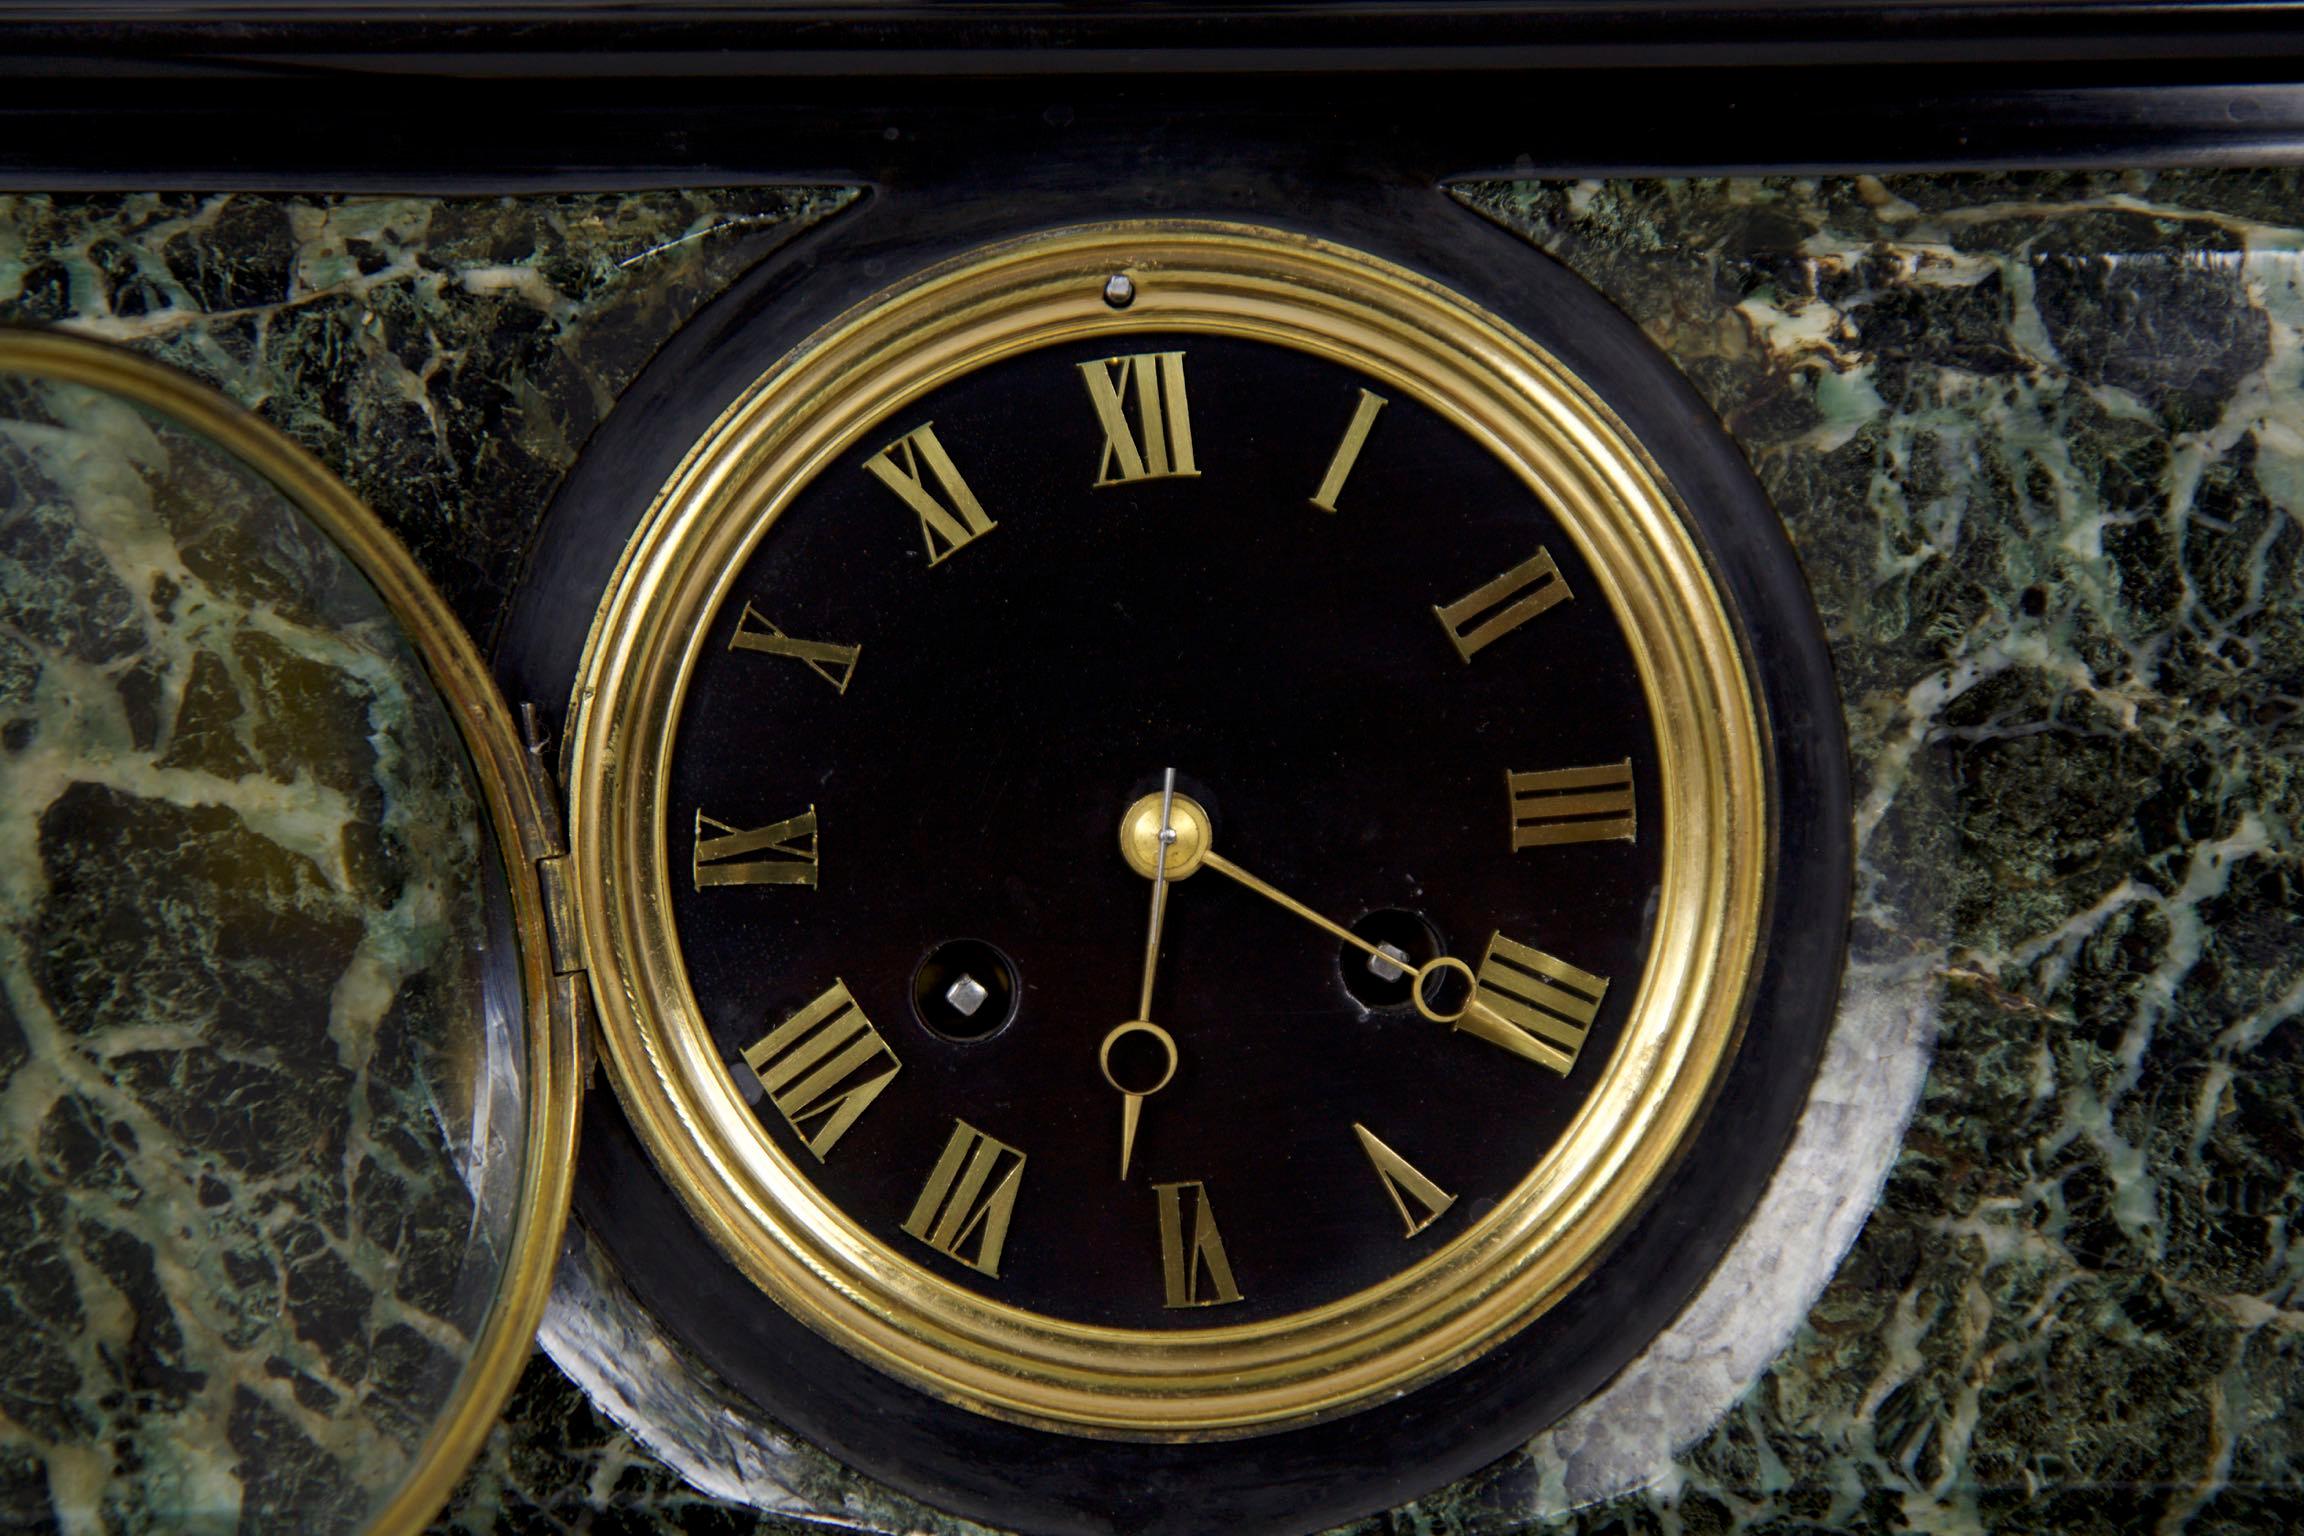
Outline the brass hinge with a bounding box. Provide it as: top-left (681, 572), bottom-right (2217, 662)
top-left (522, 701), bottom-right (598, 1090)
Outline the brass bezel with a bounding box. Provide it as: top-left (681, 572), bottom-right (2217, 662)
top-left (0, 331), bottom-right (582, 1534)
top-left (567, 222), bottom-right (1770, 1437)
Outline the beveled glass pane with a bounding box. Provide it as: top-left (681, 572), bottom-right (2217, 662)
top-left (0, 365), bottom-right (526, 1535)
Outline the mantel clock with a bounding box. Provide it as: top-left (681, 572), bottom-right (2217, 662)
top-left (16, 6), bottom-right (2291, 1534)
top-left (502, 193), bottom-right (1849, 1531)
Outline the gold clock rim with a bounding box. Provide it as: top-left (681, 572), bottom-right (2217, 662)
top-left (0, 329), bottom-right (582, 1533)
top-left (566, 221), bottom-right (1771, 1438)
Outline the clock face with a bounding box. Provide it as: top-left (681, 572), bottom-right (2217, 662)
top-left (664, 330), bottom-right (1665, 1329)
top-left (567, 223), bottom-right (1772, 1437)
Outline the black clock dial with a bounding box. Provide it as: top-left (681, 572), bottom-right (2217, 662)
top-left (664, 331), bottom-right (1665, 1330)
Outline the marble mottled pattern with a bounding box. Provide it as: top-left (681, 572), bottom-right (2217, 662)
top-left (431, 1358), bottom-right (809, 1536)
top-left (505, 171), bottom-right (2304, 1536)
top-left (437, 1226), bottom-right (982, 1536)
top-left (0, 371), bottom-right (508, 1532)
top-left (0, 188), bottom-right (857, 640)
top-left (1364, 172), bottom-right (2304, 1534)
top-left (0, 188), bottom-right (862, 1533)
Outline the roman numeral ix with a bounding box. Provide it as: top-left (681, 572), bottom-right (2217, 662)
top-left (693, 807), bottom-right (819, 889)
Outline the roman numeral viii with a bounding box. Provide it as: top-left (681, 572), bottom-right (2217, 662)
top-left (904, 1121), bottom-right (1027, 1277)
top-left (864, 422), bottom-right (996, 565)
top-left (1455, 933), bottom-right (1610, 1076)
top-left (693, 807), bottom-right (819, 888)
top-left (1080, 351), bottom-right (1198, 486)
top-left (741, 980), bottom-right (901, 1159)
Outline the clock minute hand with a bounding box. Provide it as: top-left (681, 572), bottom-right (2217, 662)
top-left (1196, 846), bottom-right (1492, 1033)
top-left (1197, 849), bottom-right (1398, 972)
top-left (1112, 785), bottom-right (1495, 1044)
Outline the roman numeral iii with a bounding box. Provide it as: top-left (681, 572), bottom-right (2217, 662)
top-left (905, 1120), bottom-right (1027, 1277)
top-left (1153, 1179), bottom-right (1244, 1308)
top-left (1455, 933), bottom-right (1610, 1076)
top-left (1434, 547), bottom-right (1573, 661)
top-left (693, 807), bottom-right (819, 889)
top-left (1080, 351), bottom-right (1198, 486)
top-left (1508, 760), bottom-right (1636, 849)
top-left (741, 980), bottom-right (901, 1159)
top-left (864, 421), bottom-right (997, 565)
top-left (727, 602), bottom-right (860, 694)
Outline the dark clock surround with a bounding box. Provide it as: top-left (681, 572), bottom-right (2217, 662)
top-left (498, 179), bottom-right (1853, 1536)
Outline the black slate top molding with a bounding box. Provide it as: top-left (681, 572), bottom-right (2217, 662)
top-left (11, 2), bottom-right (2304, 185)
top-left (8, 1), bottom-right (2304, 76)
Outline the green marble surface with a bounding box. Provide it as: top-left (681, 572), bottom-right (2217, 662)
top-left (0, 189), bottom-right (857, 644)
top-left (0, 366), bottom-right (511, 1534)
top-left (1418, 172), bottom-right (2304, 1536)
top-left (1, 175), bottom-right (2299, 1533)
top-left (0, 189), bottom-right (863, 1535)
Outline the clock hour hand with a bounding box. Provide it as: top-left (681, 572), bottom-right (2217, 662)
top-left (1099, 1020), bottom-right (1178, 1181)
top-left (1103, 769), bottom-right (1182, 1179)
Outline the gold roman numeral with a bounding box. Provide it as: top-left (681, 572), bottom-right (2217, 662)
top-left (1434, 547), bottom-right (1573, 661)
top-left (904, 1120), bottom-right (1026, 1277)
top-left (1310, 388), bottom-right (1387, 512)
top-left (863, 422), bottom-right (996, 565)
top-left (1508, 760), bottom-right (1636, 849)
top-left (1352, 1124), bottom-right (1457, 1238)
top-left (693, 807), bottom-right (819, 889)
top-left (741, 980), bottom-right (900, 1160)
top-left (1080, 351), bottom-right (1198, 486)
top-left (1153, 1179), bottom-right (1243, 1308)
top-left (1455, 933), bottom-right (1609, 1076)
top-left (728, 602), bottom-right (860, 694)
